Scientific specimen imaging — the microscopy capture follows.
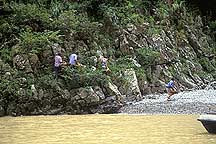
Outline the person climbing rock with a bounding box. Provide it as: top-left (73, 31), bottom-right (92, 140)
top-left (54, 53), bottom-right (63, 78)
top-left (166, 78), bottom-right (177, 101)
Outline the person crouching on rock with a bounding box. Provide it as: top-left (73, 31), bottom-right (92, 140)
top-left (166, 78), bottom-right (177, 101)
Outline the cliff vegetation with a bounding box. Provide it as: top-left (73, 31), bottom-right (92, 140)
top-left (0, 0), bottom-right (215, 116)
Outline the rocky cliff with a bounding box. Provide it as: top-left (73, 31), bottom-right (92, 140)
top-left (0, 0), bottom-right (215, 116)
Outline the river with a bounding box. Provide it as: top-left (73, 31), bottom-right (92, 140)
top-left (0, 114), bottom-right (215, 144)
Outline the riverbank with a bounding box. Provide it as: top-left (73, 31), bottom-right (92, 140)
top-left (119, 90), bottom-right (216, 114)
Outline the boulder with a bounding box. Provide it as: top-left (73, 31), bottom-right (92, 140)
top-left (205, 81), bottom-right (216, 90)
top-left (77, 87), bottom-right (100, 106)
top-left (13, 55), bottom-right (33, 73)
top-left (100, 96), bottom-right (123, 114)
top-left (123, 68), bottom-right (142, 101)
top-left (105, 82), bottom-right (124, 102)
top-left (93, 86), bottom-right (106, 100)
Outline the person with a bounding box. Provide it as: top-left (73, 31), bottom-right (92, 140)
top-left (166, 78), bottom-right (177, 101)
top-left (98, 55), bottom-right (110, 73)
top-left (54, 53), bottom-right (63, 78)
top-left (69, 52), bottom-right (79, 67)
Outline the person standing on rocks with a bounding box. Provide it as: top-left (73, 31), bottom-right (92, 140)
top-left (54, 53), bottom-right (63, 78)
top-left (166, 78), bottom-right (177, 101)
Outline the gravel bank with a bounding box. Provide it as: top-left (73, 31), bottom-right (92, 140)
top-left (119, 90), bottom-right (216, 114)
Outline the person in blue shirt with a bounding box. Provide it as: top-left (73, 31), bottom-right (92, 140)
top-left (166, 78), bottom-right (177, 101)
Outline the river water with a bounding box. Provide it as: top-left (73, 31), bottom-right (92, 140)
top-left (0, 115), bottom-right (215, 144)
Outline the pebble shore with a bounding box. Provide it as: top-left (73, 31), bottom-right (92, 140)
top-left (119, 90), bottom-right (216, 114)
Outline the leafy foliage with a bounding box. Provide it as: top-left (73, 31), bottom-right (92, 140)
top-left (0, 0), bottom-right (215, 110)
top-left (19, 29), bottom-right (61, 54)
top-left (10, 3), bottom-right (51, 30)
top-left (61, 66), bottom-right (109, 89)
top-left (136, 47), bottom-right (160, 68)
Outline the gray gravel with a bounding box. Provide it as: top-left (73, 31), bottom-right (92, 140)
top-left (119, 90), bottom-right (216, 114)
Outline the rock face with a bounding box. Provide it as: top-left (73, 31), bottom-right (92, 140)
top-left (205, 81), bottom-right (216, 90)
top-left (122, 69), bottom-right (142, 101)
top-left (0, 1), bottom-right (215, 117)
top-left (0, 83), bottom-right (124, 116)
top-left (13, 54), bottom-right (33, 73)
top-left (119, 21), bottom-right (215, 94)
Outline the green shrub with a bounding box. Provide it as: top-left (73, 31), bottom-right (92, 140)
top-left (0, 78), bottom-right (19, 100)
top-left (136, 47), bottom-right (160, 68)
top-left (0, 47), bottom-right (11, 64)
top-left (209, 21), bottom-right (216, 31)
top-left (101, 2), bottom-right (144, 27)
top-left (0, 20), bottom-right (15, 36)
top-left (135, 68), bottom-right (147, 85)
top-left (199, 57), bottom-right (216, 73)
top-left (37, 73), bottom-right (60, 90)
top-left (61, 66), bottom-right (109, 89)
top-left (10, 3), bottom-right (51, 30)
top-left (51, 10), bottom-right (77, 33)
top-left (19, 29), bottom-right (61, 54)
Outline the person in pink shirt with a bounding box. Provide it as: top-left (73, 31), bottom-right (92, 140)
top-left (54, 53), bottom-right (62, 78)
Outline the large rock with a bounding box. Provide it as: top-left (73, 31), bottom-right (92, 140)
top-left (13, 54), bottom-right (33, 73)
top-left (77, 87), bottom-right (100, 106)
top-left (105, 82), bottom-right (124, 103)
top-left (123, 68), bottom-right (142, 101)
top-left (97, 96), bottom-right (123, 114)
top-left (93, 86), bottom-right (106, 100)
top-left (64, 86), bottom-right (123, 114)
top-left (205, 81), bottom-right (216, 90)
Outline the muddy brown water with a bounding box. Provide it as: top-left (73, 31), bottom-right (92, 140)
top-left (0, 115), bottom-right (215, 144)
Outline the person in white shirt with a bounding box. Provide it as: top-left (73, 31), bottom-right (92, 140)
top-left (69, 52), bottom-right (81, 68)
top-left (69, 53), bottom-right (78, 65)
